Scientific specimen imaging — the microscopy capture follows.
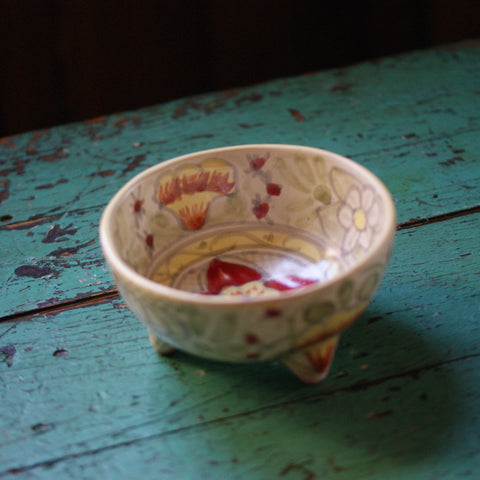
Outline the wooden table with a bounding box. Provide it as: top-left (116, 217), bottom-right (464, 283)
top-left (1, 41), bottom-right (479, 479)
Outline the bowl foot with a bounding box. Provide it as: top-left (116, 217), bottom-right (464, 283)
top-left (282, 335), bottom-right (339, 383)
top-left (148, 330), bottom-right (176, 356)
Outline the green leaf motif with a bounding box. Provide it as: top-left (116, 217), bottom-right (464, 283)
top-left (293, 154), bottom-right (314, 181)
top-left (272, 156), bottom-right (310, 194)
top-left (222, 195), bottom-right (246, 219)
top-left (357, 270), bottom-right (380, 301)
top-left (313, 184), bottom-right (332, 204)
top-left (153, 212), bottom-right (172, 229)
top-left (330, 167), bottom-right (355, 201)
top-left (304, 302), bottom-right (335, 325)
top-left (285, 196), bottom-right (314, 212)
top-left (311, 155), bottom-right (327, 180)
top-left (338, 280), bottom-right (354, 307)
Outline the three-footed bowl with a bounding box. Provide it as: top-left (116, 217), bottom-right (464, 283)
top-left (99, 144), bottom-right (396, 383)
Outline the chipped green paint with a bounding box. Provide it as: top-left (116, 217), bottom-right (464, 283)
top-left (1, 45), bottom-right (480, 315)
top-left (0, 213), bottom-right (479, 478)
top-left (0, 42), bottom-right (479, 479)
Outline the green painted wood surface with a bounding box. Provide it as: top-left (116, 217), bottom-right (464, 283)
top-left (1, 212), bottom-right (479, 478)
top-left (1, 43), bottom-right (480, 316)
top-left (0, 42), bottom-right (480, 479)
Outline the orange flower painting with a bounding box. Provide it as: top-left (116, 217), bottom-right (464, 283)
top-left (157, 158), bottom-right (235, 230)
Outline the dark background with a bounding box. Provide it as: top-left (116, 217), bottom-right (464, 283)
top-left (1, 0), bottom-right (479, 136)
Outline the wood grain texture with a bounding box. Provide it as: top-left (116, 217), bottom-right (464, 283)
top-left (1, 212), bottom-right (479, 478)
top-left (1, 43), bottom-right (479, 317)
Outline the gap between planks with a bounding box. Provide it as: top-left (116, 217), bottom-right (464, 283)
top-left (0, 289), bottom-right (120, 324)
top-left (396, 204), bottom-right (480, 231)
top-left (1, 204), bottom-right (479, 324)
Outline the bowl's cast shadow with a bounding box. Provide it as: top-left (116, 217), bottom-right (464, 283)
top-left (160, 308), bottom-right (462, 474)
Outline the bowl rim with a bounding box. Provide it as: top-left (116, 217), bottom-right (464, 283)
top-left (99, 144), bottom-right (396, 307)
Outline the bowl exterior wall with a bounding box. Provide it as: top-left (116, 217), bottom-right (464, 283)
top-left (106, 246), bottom-right (391, 363)
top-left (100, 145), bottom-right (396, 369)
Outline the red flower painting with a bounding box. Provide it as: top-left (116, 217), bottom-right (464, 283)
top-left (203, 258), bottom-right (317, 296)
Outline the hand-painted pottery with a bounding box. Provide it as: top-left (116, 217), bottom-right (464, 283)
top-left (99, 144), bottom-right (396, 383)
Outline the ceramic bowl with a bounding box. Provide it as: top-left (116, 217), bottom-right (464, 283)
top-left (99, 144), bottom-right (396, 383)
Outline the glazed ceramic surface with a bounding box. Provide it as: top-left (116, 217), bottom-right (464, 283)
top-left (100, 144), bottom-right (396, 382)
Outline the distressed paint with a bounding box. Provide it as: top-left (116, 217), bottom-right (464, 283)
top-left (0, 42), bottom-right (480, 479)
top-left (0, 131), bottom-right (479, 315)
top-left (6, 359), bottom-right (476, 480)
top-left (1, 46), bottom-right (479, 222)
top-left (1, 213), bottom-right (479, 477)
top-left (0, 45), bottom-right (479, 317)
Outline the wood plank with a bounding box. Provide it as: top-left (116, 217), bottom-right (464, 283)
top-left (1, 126), bottom-right (479, 317)
top-left (1, 212), bottom-right (479, 477)
top-left (0, 42), bottom-right (479, 223)
top-left (0, 136), bottom-right (478, 319)
top-left (0, 206), bottom-right (114, 317)
top-left (1, 124), bottom-right (479, 226)
top-left (4, 358), bottom-right (478, 479)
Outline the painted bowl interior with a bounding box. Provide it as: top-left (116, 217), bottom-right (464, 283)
top-left (103, 145), bottom-right (394, 300)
